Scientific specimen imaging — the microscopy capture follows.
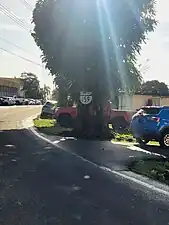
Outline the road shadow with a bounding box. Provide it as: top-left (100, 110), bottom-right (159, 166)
top-left (134, 143), bottom-right (169, 158)
top-left (0, 129), bottom-right (27, 167)
top-left (0, 128), bottom-right (116, 225)
top-left (37, 126), bottom-right (114, 141)
top-left (1, 128), bottom-right (169, 225)
top-left (55, 138), bottom-right (149, 171)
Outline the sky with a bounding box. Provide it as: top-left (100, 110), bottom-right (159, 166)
top-left (0, 0), bottom-right (168, 88)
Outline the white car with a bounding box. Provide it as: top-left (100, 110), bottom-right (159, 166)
top-left (1, 97), bottom-right (15, 105)
top-left (13, 96), bottom-right (25, 105)
top-left (29, 99), bottom-right (36, 105)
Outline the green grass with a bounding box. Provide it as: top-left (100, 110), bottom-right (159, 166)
top-left (34, 119), bottom-right (56, 128)
top-left (33, 118), bottom-right (72, 135)
top-left (130, 159), bottom-right (169, 185)
top-left (33, 120), bottom-right (159, 145)
top-left (113, 131), bottom-right (159, 146)
top-left (114, 133), bottom-right (136, 143)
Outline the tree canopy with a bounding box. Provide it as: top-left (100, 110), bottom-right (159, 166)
top-left (136, 80), bottom-right (169, 96)
top-left (21, 72), bottom-right (41, 99)
top-left (32, 0), bottom-right (157, 105)
top-left (40, 84), bottom-right (51, 100)
top-left (21, 72), bottom-right (51, 100)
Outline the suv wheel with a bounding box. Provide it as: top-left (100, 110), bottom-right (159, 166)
top-left (58, 114), bottom-right (73, 128)
top-left (160, 131), bottom-right (169, 148)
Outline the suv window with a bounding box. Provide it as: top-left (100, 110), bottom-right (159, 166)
top-left (141, 107), bottom-right (161, 115)
top-left (45, 102), bottom-right (54, 108)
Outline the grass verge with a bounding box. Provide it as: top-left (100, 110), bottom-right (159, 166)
top-left (33, 118), bottom-right (73, 135)
top-left (34, 119), bottom-right (56, 128)
top-left (33, 119), bottom-right (159, 145)
top-left (129, 158), bottom-right (169, 185)
top-left (113, 131), bottom-right (159, 146)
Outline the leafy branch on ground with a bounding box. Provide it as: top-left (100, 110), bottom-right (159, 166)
top-left (114, 133), bottom-right (135, 143)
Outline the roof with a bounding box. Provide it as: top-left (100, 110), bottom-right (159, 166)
top-left (141, 106), bottom-right (169, 109)
top-left (0, 77), bottom-right (22, 88)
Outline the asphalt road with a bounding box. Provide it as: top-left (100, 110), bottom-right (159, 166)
top-left (1, 106), bottom-right (169, 225)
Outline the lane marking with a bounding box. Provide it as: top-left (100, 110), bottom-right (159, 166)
top-left (29, 126), bottom-right (169, 197)
top-left (127, 145), bottom-right (166, 158)
top-left (112, 141), bottom-right (165, 158)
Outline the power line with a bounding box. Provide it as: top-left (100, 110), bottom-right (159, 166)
top-left (0, 3), bottom-right (31, 32)
top-left (23, 0), bottom-right (34, 7)
top-left (0, 36), bottom-right (37, 57)
top-left (0, 47), bottom-right (41, 66)
top-left (19, 0), bottom-right (33, 11)
top-left (0, 3), bottom-right (31, 28)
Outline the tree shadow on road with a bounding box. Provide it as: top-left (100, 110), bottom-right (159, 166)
top-left (55, 138), bottom-right (149, 171)
top-left (0, 128), bottom-right (169, 225)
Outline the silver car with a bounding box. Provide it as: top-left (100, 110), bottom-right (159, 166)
top-left (41, 101), bottom-right (57, 118)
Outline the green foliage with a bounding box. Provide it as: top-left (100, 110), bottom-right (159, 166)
top-left (53, 73), bottom-right (73, 106)
top-left (21, 72), bottom-right (41, 99)
top-left (51, 88), bottom-right (59, 101)
top-left (136, 80), bottom-right (169, 96)
top-left (32, 0), bottom-right (157, 104)
top-left (34, 119), bottom-right (56, 128)
top-left (131, 160), bottom-right (169, 185)
top-left (40, 84), bottom-right (51, 100)
top-left (21, 72), bottom-right (50, 100)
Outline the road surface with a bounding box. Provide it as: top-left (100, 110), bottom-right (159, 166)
top-left (0, 106), bottom-right (169, 225)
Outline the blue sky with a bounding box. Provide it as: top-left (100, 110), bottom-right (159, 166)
top-left (0, 0), bottom-right (168, 88)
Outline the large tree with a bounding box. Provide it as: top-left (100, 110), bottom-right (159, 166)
top-left (53, 73), bottom-right (72, 106)
top-left (137, 80), bottom-right (169, 96)
top-left (42, 84), bottom-right (51, 100)
top-left (32, 0), bottom-right (157, 135)
top-left (21, 72), bottom-right (41, 99)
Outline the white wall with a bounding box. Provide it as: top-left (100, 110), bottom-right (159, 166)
top-left (118, 94), bottom-right (133, 110)
top-left (118, 94), bottom-right (169, 111)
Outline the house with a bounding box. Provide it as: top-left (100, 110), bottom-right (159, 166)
top-left (118, 93), bottom-right (169, 111)
top-left (0, 77), bottom-right (25, 97)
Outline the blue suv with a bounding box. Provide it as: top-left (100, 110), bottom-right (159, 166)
top-left (131, 106), bottom-right (169, 148)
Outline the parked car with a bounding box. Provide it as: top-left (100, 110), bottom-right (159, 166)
top-left (28, 99), bottom-right (36, 105)
top-left (0, 97), bottom-right (4, 105)
top-left (24, 99), bottom-right (29, 105)
top-left (54, 103), bottom-right (135, 130)
top-left (1, 96), bottom-right (15, 106)
top-left (13, 96), bottom-right (25, 105)
top-left (40, 101), bottom-right (57, 118)
top-left (35, 99), bottom-right (42, 105)
top-left (131, 106), bottom-right (169, 148)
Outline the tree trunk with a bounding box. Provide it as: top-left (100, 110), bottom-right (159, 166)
top-left (75, 102), bottom-right (113, 140)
